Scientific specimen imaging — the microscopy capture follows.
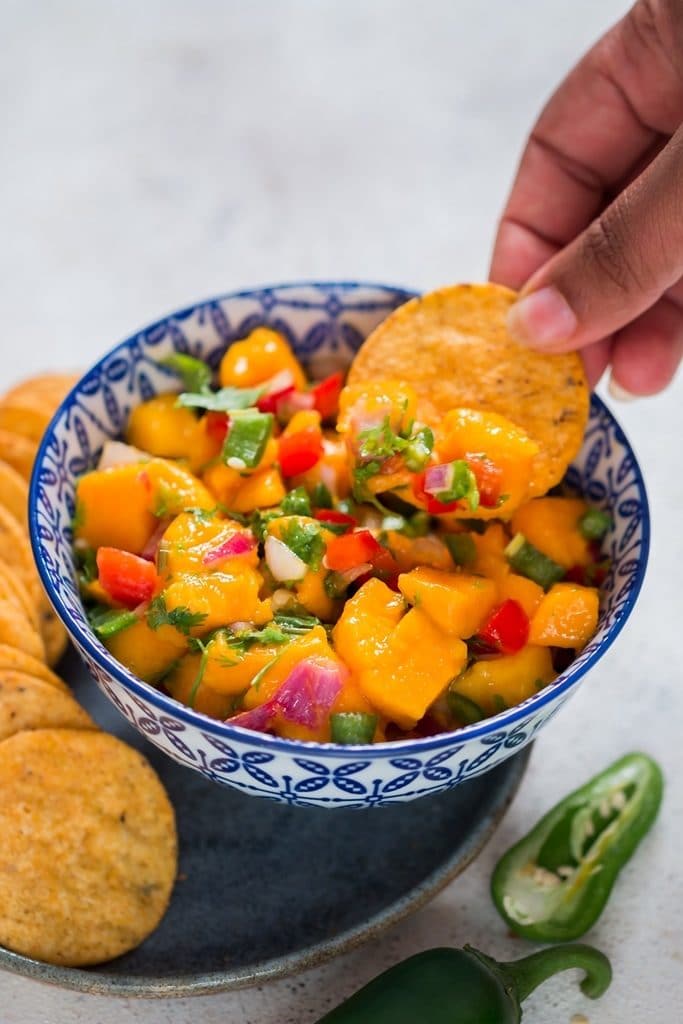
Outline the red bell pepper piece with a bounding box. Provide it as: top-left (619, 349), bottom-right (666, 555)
top-left (278, 426), bottom-right (324, 477)
top-left (96, 547), bottom-right (159, 609)
top-left (412, 470), bottom-right (461, 514)
top-left (466, 454), bottom-right (502, 509)
top-left (477, 599), bottom-right (529, 655)
top-left (313, 508), bottom-right (358, 533)
top-left (205, 411), bottom-right (230, 443)
top-left (310, 371), bottom-right (344, 421)
top-left (325, 529), bottom-right (382, 571)
top-left (256, 384), bottom-right (296, 414)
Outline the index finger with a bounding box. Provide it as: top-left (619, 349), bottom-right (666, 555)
top-left (490, 0), bottom-right (683, 289)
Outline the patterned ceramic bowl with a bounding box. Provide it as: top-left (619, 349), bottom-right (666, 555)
top-left (29, 282), bottom-right (649, 807)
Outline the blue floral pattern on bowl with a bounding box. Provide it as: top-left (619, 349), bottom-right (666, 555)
top-left (29, 282), bottom-right (650, 807)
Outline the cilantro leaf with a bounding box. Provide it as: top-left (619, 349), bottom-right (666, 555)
top-left (281, 486), bottom-right (311, 517)
top-left (147, 594), bottom-right (207, 635)
top-left (161, 353), bottom-right (213, 394)
top-left (280, 518), bottom-right (325, 571)
top-left (177, 385), bottom-right (264, 412)
top-left (274, 612), bottom-right (322, 634)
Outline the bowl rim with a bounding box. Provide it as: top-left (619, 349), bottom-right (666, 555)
top-left (29, 279), bottom-right (651, 758)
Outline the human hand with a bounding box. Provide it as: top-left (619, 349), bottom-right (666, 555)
top-left (490, 0), bottom-right (683, 398)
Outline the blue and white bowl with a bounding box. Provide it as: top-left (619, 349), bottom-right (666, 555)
top-left (29, 282), bottom-right (649, 808)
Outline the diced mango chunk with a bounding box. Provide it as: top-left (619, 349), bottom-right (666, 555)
top-left (450, 645), bottom-right (556, 717)
top-left (529, 582), bottom-right (599, 649)
top-left (497, 574), bottom-right (545, 618)
top-left (511, 497), bottom-right (592, 569)
top-left (165, 654), bottom-right (236, 718)
top-left (105, 618), bottom-right (187, 683)
top-left (436, 408), bottom-right (539, 518)
top-left (159, 512), bottom-right (258, 578)
top-left (359, 608), bottom-right (467, 728)
top-left (219, 328), bottom-right (307, 390)
top-left (333, 578), bottom-right (406, 673)
top-left (163, 570), bottom-right (270, 634)
top-left (126, 394), bottom-right (219, 471)
top-left (230, 467), bottom-right (286, 513)
top-left (398, 567), bottom-right (498, 638)
top-left (201, 634), bottom-right (283, 696)
top-left (75, 463), bottom-right (157, 554)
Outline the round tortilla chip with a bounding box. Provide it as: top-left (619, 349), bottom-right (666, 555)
top-left (0, 429), bottom-right (37, 482)
top-left (0, 672), bottom-right (94, 741)
top-left (348, 283), bottom-right (589, 496)
top-left (0, 729), bottom-right (177, 966)
top-left (0, 597), bottom-right (45, 661)
top-left (0, 645), bottom-right (69, 692)
top-left (0, 562), bottom-right (40, 632)
top-left (0, 459), bottom-right (28, 526)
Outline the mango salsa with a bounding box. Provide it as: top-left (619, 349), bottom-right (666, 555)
top-left (75, 327), bottom-right (606, 744)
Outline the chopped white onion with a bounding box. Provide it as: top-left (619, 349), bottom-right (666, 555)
top-left (264, 535), bottom-right (308, 582)
top-left (97, 440), bottom-right (150, 470)
top-left (271, 588), bottom-right (297, 611)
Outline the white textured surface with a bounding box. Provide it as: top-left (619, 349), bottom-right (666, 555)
top-left (2, 1), bottom-right (682, 1020)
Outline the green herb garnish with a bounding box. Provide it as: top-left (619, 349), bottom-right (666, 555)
top-left (281, 486), bottom-right (312, 517)
top-left (147, 594), bottom-right (207, 635)
top-left (177, 385), bottom-right (264, 412)
top-left (436, 460), bottom-right (480, 511)
top-left (280, 518), bottom-right (325, 571)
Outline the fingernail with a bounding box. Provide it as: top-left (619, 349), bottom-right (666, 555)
top-left (507, 286), bottom-right (578, 350)
top-left (608, 376), bottom-right (637, 402)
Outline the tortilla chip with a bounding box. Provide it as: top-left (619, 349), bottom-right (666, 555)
top-left (0, 597), bottom-right (45, 661)
top-left (0, 645), bottom-right (69, 692)
top-left (0, 429), bottom-right (37, 482)
top-left (0, 459), bottom-right (28, 527)
top-left (0, 672), bottom-right (94, 741)
top-left (349, 283), bottom-right (589, 497)
top-left (0, 729), bottom-right (177, 966)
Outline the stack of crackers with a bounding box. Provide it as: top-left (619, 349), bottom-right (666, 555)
top-left (0, 375), bottom-right (177, 967)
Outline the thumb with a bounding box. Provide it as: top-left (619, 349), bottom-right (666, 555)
top-left (506, 126), bottom-right (683, 353)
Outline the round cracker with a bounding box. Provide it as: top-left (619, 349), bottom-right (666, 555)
top-left (0, 459), bottom-right (28, 526)
top-left (3, 372), bottom-right (79, 410)
top-left (0, 598), bottom-right (45, 661)
top-left (0, 397), bottom-right (53, 444)
top-left (40, 609), bottom-right (69, 667)
top-left (0, 672), bottom-right (94, 741)
top-left (0, 645), bottom-right (69, 691)
top-left (0, 505), bottom-right (43, 608)
top-left (349, 283), bottom-right (589, 496)
top-left (0, 429), bottom-right (37, 481)
top-left (0, 562), bottom-right (40, 632)
top-left (0, 729), bottom-right (177, 966)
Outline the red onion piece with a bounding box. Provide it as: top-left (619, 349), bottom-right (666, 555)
top-left (230, 657), bottom-right (346, 734)
top-left (140, 518), bottom-right (172, 561)
top-left (423, 462), bottom-right (454, 496)
top-left (203, 531), bottom-right (256, 565)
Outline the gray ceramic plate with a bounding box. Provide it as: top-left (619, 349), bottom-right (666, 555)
top-left (0, 649), bottom-right (529, 997)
